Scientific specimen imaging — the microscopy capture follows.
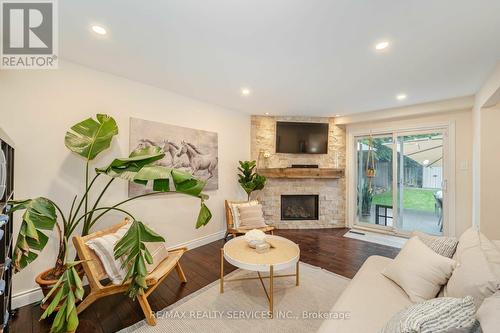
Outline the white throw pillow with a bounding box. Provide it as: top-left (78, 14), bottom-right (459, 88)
top-left (229, 200), bottom-right (259, 229)
top-left (382, 237), bottom-right (457, 303)
top-left (86, 222), bottom-right (169, 285)
top-left (444, 228), bottom-right (500, 307)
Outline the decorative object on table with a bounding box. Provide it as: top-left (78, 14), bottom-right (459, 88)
top-left (129, 117), bottom-right (219, 193)
top-left (244, 229), bottom-right (267, 248)
top-left (237, 160), bottom-right (266, 200)
top-left (224, 200), bottom-right (275, 241)
top-left (255, 242), bottom-right (271, 253)
top-left (72, 219), bottom-right (188, 326)
top-left (9, 114), bottom-right (212, 332)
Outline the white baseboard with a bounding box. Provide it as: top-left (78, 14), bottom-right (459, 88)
top-left (12, 229), bottom-right (226, 309)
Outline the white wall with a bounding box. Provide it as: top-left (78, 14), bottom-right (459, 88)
top-left (480, 105), bottom-right (500, 239)
top-left (0, 61), bottom-right (250, 306)
top-left (472, 61), bottom-right (500, 233)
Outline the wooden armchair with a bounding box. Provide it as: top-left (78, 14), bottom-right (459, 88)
top-left (224, 200), bottom-right (275, 240)
top-left (72, 219), bottom-right (187, 326)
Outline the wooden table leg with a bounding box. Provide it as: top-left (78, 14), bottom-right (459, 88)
top-left (269, 265), bottom-right (274, 318)
top-left (220, 248), bottom-right (224, 293)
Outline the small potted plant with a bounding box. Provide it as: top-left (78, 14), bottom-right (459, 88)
top-left (237, 160), bottom-right (266, 200)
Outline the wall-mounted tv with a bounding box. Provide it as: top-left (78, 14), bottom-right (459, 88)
top-left (276, 121), bottom-right (329, 154)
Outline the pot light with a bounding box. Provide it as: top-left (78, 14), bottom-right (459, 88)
top-left (335, 114), bottom-right (342, 117)
top-left (241, 88), bottom-right (251, 96)
top-left (423, 159), bottom-right (430, 166)
top-left (396, 93), bottom-right (407, 100)
top-left (91, 25), bottom-right (107, 35)
top-left (265, 112), bottom-right (270, 115)
top-left (375, 41), bottom-right (389, 50)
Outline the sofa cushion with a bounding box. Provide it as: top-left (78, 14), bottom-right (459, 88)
top-left (380, 296), bottom-right (476, 333)
top-left (318, 256), bottom-right (412, 333)
top-left (444, 228), bottom-right (500, 307)
top-left (383, 237), bottom-right (457, 303)
top-left (477, 291), bottom-right (500, 333)
top-left (412, 230), bottom-right (458, 258)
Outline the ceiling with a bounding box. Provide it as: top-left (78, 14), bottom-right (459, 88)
top-left (60, 0), bottom-right (500, 116)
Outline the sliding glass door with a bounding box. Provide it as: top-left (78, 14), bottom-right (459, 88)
top-left (355, 129), bottom-right (447, 236)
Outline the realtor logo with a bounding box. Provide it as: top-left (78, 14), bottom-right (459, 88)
top-left (1, 0), bottom-right (58, 69)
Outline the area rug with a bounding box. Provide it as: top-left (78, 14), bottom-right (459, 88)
top-left (120, 262), bottom-right (350, 333)
top-left (343, 229), bottom-right (407, 248)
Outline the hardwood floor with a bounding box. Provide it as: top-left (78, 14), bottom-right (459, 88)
top-left (11, 228), bottom-right (399, 333)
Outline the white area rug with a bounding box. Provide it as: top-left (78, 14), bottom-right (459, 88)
top-left (343, 229), bottom-right (407, 248)
top-left (120, 262), bottom-right (350, 333)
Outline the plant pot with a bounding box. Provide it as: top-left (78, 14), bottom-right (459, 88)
top-left (35, 266), bottom-right (84, 311)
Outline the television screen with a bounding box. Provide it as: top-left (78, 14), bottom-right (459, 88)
top-left (276, 121), bottom-right (329, 154)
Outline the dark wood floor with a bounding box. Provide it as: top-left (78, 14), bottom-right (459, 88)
top-left (11, 228), bottom-right (399, 333)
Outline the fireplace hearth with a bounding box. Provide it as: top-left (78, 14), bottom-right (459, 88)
top-left (281, 195), bottom-right (319, 220)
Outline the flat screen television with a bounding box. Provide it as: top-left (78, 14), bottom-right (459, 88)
top-left (276, 121), bottom-right (329, 154)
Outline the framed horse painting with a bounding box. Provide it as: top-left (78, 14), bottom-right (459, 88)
top-left (129, 117), bottom-right (219, 195)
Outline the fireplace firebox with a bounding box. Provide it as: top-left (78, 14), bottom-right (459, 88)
top-left (281, 195), bottom-right (319, 220)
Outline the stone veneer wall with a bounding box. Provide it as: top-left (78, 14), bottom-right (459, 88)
top-left (251, 116), bottom-right (346, 229)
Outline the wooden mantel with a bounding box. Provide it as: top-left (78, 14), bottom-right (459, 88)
top-left (257, 168), bottom-right (344, 179)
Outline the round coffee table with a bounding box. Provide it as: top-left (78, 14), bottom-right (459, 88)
top-left (220, 235), bottom-right (300, 318)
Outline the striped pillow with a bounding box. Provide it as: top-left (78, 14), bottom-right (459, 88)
top-left (412, 230), bottom-right (458, 258)
top-left (86, 222), bottom-right (169, 285)
top-left (237, 204), bottom-right (267, 229)
top-left (381, 296), bottom-right (477, 333)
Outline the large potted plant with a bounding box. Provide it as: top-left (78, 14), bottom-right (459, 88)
top-left (237, 160), bottom-right (266, 200)
top-left (10, 114), bottom-right (212, 332)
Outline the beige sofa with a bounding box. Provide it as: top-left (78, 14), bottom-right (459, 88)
top-left (318, 236), bottom-right (500, 333)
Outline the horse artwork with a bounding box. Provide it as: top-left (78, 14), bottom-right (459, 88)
top-left (129, 117), bottom-right (218, 196)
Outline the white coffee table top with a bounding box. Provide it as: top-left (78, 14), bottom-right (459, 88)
top-left (223, 235), bottom-right (300, 272)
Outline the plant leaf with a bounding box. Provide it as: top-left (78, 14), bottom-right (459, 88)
top-left (64, 114), bottom-right (118, 160)
top-left (11, 197), bottom-right (57, 272)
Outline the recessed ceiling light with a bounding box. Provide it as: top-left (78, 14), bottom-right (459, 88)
top-left (335, 114), bottom-right (342, 117)
top-left (91, 25), bottom-right (107, 35)
top-left (375, 41), bottom-right (389, 50)
top-left (241, 88), bottom-right (251, 96)
top-left (265, 112), bottom-right (270, 115)
top-left (396, 93), bottom-right (407, 100)
top-left (423, 159), bottom-right (430, 166)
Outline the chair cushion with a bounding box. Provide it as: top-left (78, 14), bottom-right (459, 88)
top-left (411, 230), bottom-right (458, 258)
top-left (382, 237), bottom-right (457, 303)
top-left (86, 222), bottom-right (169, 285)
top-left (381, 296), bottom-right (477, 333)
top-left (229, 200), bottom-right (259, 229)
top-left (237, 204), bottom-right (267, 229)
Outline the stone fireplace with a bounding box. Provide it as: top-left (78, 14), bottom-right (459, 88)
top-left (251, 115), bottom-right (346, 229)
top-left (281, 195), bottom-right (319, 220)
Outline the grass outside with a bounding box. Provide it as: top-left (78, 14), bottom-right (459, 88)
top-left (372, 187), bottom-right (438, 212)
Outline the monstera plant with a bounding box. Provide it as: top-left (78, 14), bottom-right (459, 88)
top-left (10, 114), bottom-right (212, 332)
top-left (237, 160), bottom-right (266, 200)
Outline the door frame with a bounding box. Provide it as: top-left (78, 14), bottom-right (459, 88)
top-left (346, 121), bottom-right (456, 237)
